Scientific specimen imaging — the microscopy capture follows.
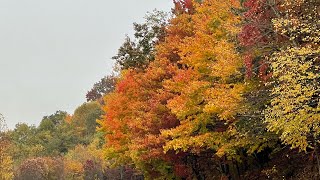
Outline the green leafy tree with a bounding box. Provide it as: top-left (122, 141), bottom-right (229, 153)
top-left (10, 123), bottom-right (43, 162)
top-left (113, 10), bottom-right (169, 70)
top-left (70, 102), bottom-right (104, 144)
top-left (37, 111), bottom-right (79, 155)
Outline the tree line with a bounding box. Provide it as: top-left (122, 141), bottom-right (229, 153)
top-left (0, 0), bottom-right (319, 179)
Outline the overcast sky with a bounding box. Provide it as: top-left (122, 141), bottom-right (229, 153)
top-left (0, 0), bottom-right (173, 129)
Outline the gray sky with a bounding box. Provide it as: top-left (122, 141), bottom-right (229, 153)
top-left (0, 0), bottom-right (173, 129)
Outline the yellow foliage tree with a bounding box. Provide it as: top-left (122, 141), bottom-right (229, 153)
top-left (265, 0), bottom-right (320, 151)
top-left (0, 115), bottom-right (13, 180)
top-left (0, 151), bottom-right (14, 180)
top-left (162, 0), bottom-right (245, 156)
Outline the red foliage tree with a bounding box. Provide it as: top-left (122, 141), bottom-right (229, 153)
top-left (239, 0), bottom-right (282, 80)
top-left (173, 0), bottom-right (195, 14)
top-left (100, 59), bottom-right (191, 178)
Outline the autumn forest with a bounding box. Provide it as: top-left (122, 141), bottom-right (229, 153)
top-left (0, 0), bottom-right (319, 179)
